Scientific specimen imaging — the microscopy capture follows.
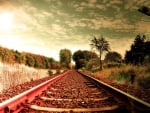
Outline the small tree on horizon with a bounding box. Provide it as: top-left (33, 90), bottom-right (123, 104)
top-left (104, 51), bottom-right (122, 63)
top-left (90, 36), bottom-right (110, 70)
top-left (59, 49), bottom-right (72, 69)
top-left (72, 50), bottom-right (98, 69)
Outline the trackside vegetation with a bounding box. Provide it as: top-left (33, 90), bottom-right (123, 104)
top-left (0, 46), bottom-right (61, 92)
top-left (72, 34), bottom-right (150, 89)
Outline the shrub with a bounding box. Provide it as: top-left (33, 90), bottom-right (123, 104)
top-left (138, 75), bottom-right (150, 89)
top-left (48, 69), bottom-right (53, 76)
top-left (93, 64), bottom-right (150, 89)
top-left (117, 70), bottom-right (131, 82)
top-left (56, 69), bottom-right (60, 74)
top-left (106, 62), bottom-right (122, 68)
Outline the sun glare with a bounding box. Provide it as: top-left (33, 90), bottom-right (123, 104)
top-left (0, 12), bottom-right (13, 31)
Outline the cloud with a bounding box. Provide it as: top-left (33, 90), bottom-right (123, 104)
top-left (72, 0), bottom-right (107, 12)
top-left (135, 21), bottom-right (150, 33)
top-left (124, 0), bottom-right (150, 10)
top-left (65, 15), bottom-right (135, 33)
top-left (0, 0), bottom-right (15, 11)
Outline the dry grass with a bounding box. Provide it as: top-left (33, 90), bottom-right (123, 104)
top-left (93, 65), bottom-right (150, 89)
top-left (0, 62), bottom-right (49, 92)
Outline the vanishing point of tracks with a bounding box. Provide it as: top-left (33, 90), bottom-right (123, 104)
top-left (0, 70), bottom-right (150, 113)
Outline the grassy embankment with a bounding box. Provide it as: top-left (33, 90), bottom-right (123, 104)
top-left (92, 65), bottom-right (150, 89)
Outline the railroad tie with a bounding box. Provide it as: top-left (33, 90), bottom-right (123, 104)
top-left (40, 96), bottom-right (109, 101)
top-left (30, 105), bottom-right (119, 112)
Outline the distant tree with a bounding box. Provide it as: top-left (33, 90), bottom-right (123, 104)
top-left (14, 50), bottom-right (22, 63)
top-left (72, 50), bottom-right (98, 69)
top-left (59, 49), bottom-right (72, 69)
top-left (83, 50), bottom-right (98, 61)
top-left (104, 51), bottom-right (122, 63)
top-left (0, 45), bottom-right (59, 69)
top-left (20, 52), bottom-right (27, 64)
top-left (26, 54), bottom-right (35, 67)
top-left (34, 57), bottom-right (40, 68)
top-left (125, 34), bottom-right (145, 65)
top-left (48, 58), bottom-right (55, 68)
top-left (90, 36), bottom-right (110, 70)
top-left (72, 50), bottom-right (85, 69)
top-left (51, 61), bottom-right (61, 69)
top-left (124, 50), bottom-right (132, 64)
top-left (33, 55), bottom-right (51, 69)
top-left (0, 47), bottom-right (15, 63)
top-left (143, 41), bottom-right (150, 64)
top-left (86, 58), bottom-right (99, 71)
top-left (144, 41), bottom-right (150, 56)
top-left (41, 56), bottom-right (51, 69)
top-left (35, 55), bottom-right (44, 68)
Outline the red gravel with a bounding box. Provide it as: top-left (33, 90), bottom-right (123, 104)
top-left (21, 70), bottom-right (124, 113)
top-left (1, 70), bottom-right (149, 104)
top-left (0, 70), bottom-right (149, 112)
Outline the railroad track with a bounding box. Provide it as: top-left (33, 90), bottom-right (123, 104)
top-left (0, 70), bottom-right (150, 113)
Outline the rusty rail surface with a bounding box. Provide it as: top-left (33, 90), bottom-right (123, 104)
top-left (78, 71), bottom-right (150, 113)
top-left (0, 71), bottom-right (70, 113)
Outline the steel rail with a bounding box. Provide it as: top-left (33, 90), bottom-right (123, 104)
top-left (0, 70), bottom-right (70, 113)
top-left (78, 71), bottom-right (150, 113)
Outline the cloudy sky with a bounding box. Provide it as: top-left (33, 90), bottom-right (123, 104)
top-left (0, 0), bottom-right (150, 60)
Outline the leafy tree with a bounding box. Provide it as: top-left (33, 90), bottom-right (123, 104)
top-left (72, 50), bottom-right (98, 69)
top-left (90, 36), bottom-right (110, 70)
top-left (51, 61), bottom-right (61, 69)
top-left (143, 41), bottom-right (150, 64)
top-left (0, 45), bottom-right (59, 69)
top-left (124, 50), bottom-right (133, 64)
top-left (0, 47), bottom-right (15, 63)
top-left (43, 57), bottom-right (51, 68)
top-left (83, 50), bottom-right (98, 61)
top-left (104, 51), bottom-right (122, 63)
top-left (14, 50), bottom-right (22, 63)
top-left (20, 52), bottom-right (27, 64)
top-left (59, 49), bottom-right (72, 69)
top-left (86, 58), bottom-right (99, 71)
top-left (125, 35), bottom-right (146, 65)
top-left (72, 50), bottom-right (85, 69)
top-left (32, 55), bottom-right (52, 69)
top-left (34, 55), bottom-right (44, 68)
top-left (26, 54), bottom-right (35, 67)
top-left (34, 57), bottom-right (40, 68)
top-left (48, 58), bottom-right (55, 68)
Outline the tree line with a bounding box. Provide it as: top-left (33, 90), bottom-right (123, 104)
top-left (60, 34), bottom-right (150, 71)
top-left (125, 34), bottom-right (150, 65)
top-left (1, 34), bottom-right (149, 71)
top-left (0, 46), bottom-right (60, 69)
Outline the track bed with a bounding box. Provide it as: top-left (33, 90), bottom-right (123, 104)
top-left (20, 70), bottom-right (128, 113)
